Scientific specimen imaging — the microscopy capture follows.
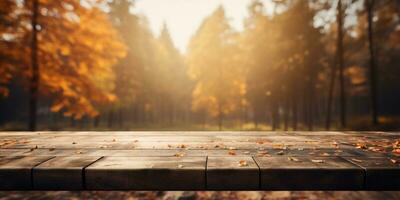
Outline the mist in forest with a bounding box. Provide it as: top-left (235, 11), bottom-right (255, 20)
top-left (0, 0), bottom-right (399, 131)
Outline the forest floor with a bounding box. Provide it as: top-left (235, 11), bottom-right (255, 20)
top-left (1, 191), bottom-right (400, 200)
top-left (2, 115), bottom-right (400, 131)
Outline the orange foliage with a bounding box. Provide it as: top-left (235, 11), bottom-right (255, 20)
top-left (2, 0), bottom-right (126, 119)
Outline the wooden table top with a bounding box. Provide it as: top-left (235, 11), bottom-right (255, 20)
top-left (0, 131), bottom-right (399, 190)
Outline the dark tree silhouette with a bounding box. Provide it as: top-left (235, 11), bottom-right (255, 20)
top-left (29, 0), bottom-right (39, 131)
top-left (366, 0), bottom-right (379, 125)
top-left (337, 0), bottom-right (346, 128)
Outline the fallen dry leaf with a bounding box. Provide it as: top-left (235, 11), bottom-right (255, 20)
top-left (321, 152), bottom-right (330, 156)
top-left (356, 143), bottom-right (367, 149)
top-left (288, 157), bottom-right (300, 162)
top-left (257, 150), bottom-right (269, 157)
top-left (178, 164), bottom-right (184, 168)
top-left (351, 158), bottom-right (363, 163)
top-left (178, 144), bottom-right (187, 148)
top-left (228, 150), bottom-right (236, 155)
top-left (276, 151), bottom-right (284, 155)
top-left (238, 160), bottom-right (248, 167)
top-left (392, 149), bottom-right (400, 154)
top-left (311, 159), bottom-right (324, 163)
top-left (29, 145), bottom-right (38, 151)
top-left (174, 152), bottom-right (185, 157)
top-left (390, 159), bottom-right (398, 164)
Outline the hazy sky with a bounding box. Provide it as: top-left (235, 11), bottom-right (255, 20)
top-left (134, 0), bottom-right (275, 53)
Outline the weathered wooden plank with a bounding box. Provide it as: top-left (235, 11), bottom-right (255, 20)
top-left (0, 156), bottom-right (53, 190)
top-left (32, 156), bottom-right (101, 190)
top-left (207, 156), bottom-right (259, 190)
top-left (254, 156), bottom-right (364, 190)
top-left (0, 131), bottom-right (398, 190)
top-left (345, 157), bottom-right (400, 190)
top-left (0, 149), bottom-right (31, 156)
top-left (85, 156), bottom-right (206, 190)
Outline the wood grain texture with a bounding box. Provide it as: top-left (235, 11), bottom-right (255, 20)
top-left (85, 156), bottom-right (206, 190)
top-left (0, 131), bottom-right (398, 190)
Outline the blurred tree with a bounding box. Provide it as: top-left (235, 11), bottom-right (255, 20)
top-left (366, 0), bottom-right (378, 125)
top-left (108, 0), bottom-right (142, 127)
top-left (0, 0), bottom-right (20, 97)
top-left (242, 0), bottom-right (274, 129)
top-left (187, 6), bottom-right (243, 130)
top-left (155, 23), bottom-right (191, 124)
top-left (29, 0), bottom-right (39, 131)
top-left (1, 0), bottom-right (126, 129)
top-left (337, 0), bottom-right (346, 128)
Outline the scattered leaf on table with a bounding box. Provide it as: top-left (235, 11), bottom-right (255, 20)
top-left (174, 152), bottom-right (185, 157)
top-left (390, 159), bottom-right (398, 164)
top-left (257, 150), bottom-right (269, 156)
top-left (228, 150), bottom-right (236, 155)
top-left (321, 152), bottom-right (330, 156)
top-left (311, 159), bottom-right (324, 163)
top-left (392, 149), bottom-right (400, 154)
top-left (276, 151), bottom-right (284, 155)
top-left (238, 160), bottom-right (248, 167)
top-left (356, 143), bottom-right (367, 149)
top-left (288, 157), bottom-right (299, 162)
top-left (178, 164), bottom-right (184, 168)
top-left (178, 144), bottom-right (187, 148)
top-left (351, 158), bottom-right (363, 163)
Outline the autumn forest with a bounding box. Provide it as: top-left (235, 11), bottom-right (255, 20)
top-left (0, 0), bottom-right (399, 131)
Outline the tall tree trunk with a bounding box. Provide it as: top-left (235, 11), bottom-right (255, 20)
top-left (292, 96), bottom-right (298, 131)
top-left (326, 50), bottom-right (338, 130)
top-left (70, 117), bottom-right (76, 128)
top-left (271, 100), bottom-right (279, 131)
top-left (303, 91), bottom-right (308, 130)
top-left (108, 110), bottom-right (114, 128)
top-left (337, 0), bottom-right (346, 128)
top-left (94, 115), bottom-right (100, 128)
top-left (202, 111), bottom-right (207, 130)
top-left (308, 80), bottom-right (314, 131)
top-left (118, 108), bottom-right (123, 128)
top-left (254, 108), bottom-right (258, 129)
top-left (366, 0), bottom-right (378, 125)
top-left (284, 97), bottom-right (289, 131)
top-left (29, 0), bottom-right (39, 131)
top-left (218, 101), bottom-right (223, 131)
